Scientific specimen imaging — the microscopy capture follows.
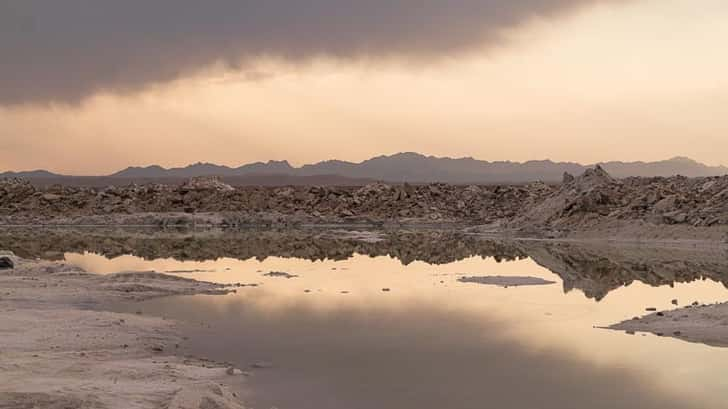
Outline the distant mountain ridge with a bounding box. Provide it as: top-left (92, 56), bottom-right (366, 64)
top-left (112, 160), bottom-right (296, 179)
top-left (0, 170), bottom-right (60, 179)
top-left (3, 153), bottom-right (727, 185)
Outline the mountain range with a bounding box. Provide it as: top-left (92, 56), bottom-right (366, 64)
top-left (3, 153), bottom-right (727, 186)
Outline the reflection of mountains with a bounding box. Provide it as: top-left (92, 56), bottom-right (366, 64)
top-left (0, 228), bottom-right (527, 265)
top-left (2, 228), bottom-right (727, 300)
top-left (524, 243), bottom-right (728, 300)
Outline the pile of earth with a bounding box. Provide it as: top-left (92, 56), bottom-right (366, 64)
top-left (0, 176), bottom-right (555, 225)
top-left (511, 166), bottom-right (728, 235)
top-left (2, 169), bottom-right (728, 233)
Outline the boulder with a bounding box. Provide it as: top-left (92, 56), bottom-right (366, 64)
top-left (664, 211), bottom-right (688, 224)
top-left (180, 176), bottom-right (234, 192)
top-left (572, 165), bottom-right (616, 192)
top-left (562, 172), bottom-right (575, 185)
top-left (356, 183), bottom-right (390, 196)
top-left (0, 256), bottom-right (13, 269)
top-left (653, 195), bottom-right (678, 213)
top-left (41, 193), bottom-right (62, 202)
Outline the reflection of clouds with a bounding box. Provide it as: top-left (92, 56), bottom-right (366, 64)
top-left (122, 295), bottom-right (704, 409)
top-left (60, 230), bottom-right (728, 407)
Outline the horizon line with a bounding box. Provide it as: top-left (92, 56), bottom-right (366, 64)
top-left (1, 153), bottom-right (725, 177)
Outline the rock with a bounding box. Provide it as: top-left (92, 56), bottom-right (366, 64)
top-left (226, 367), bottom-right (244, 376)
top-left (458, 276), bottom-right (556, 287)
top-left (41, 193), bottom-right (62, 202)
top-left (275, 187), bottom-right (295, 198)
top-left (664, 211), bottom-right (688, 224)
top-left (0, 256), bottom-right (14, 270)
top-left (180, 176), bottom-right (234, 192)
top-left (562, 172), bottom-right (575, 185)
top-left (576, 165), bottom-right (616, 190)
top-left (653, 196), bottom-right (678, 213)
top-left (700, 180), bottom-right (716, 192)
top-left (3, 166), bottom-right (728, 231)
top-left (356, 183), bottom-right (390, 196)
top-left (714, 188), bottom-right (728, 200)
top-left (465, 185), bottom-right (482, 194)
top-left (393, 188), bottom-right (408, 201)
top-left (264, 271), bottom-right (298, 279)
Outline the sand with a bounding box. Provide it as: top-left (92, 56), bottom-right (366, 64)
top-left (457, 276), bottom-right (556, 287)
top-left (0, 254), bottom-right (247, 409)
top-left (609, 302), bottom-right (728, 348)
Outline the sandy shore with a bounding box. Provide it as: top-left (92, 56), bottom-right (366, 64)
top-left (457, 275), bottom-right (556, 287)
top-left (609, 302), bottom-right (728, 348)
top-left (0, 253), bottom-right (247, 409)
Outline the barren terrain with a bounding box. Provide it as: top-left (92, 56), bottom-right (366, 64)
top-left (2, 167), bottom-right (728, 242)
top-left (609, 303), bottom-right (728, 348)
top-left (0, 253), bottom-right (247, 409)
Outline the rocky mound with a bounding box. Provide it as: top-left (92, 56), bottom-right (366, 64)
top-left (2, 166), bottom-right (728, 234)
top-left (511, 165), bottom-right (728, 235)
top-left (0, 177), bottom-right (555, 225)
top-left (180, 176), bottom-right (234, 192)
top-left (513, 165), bottom-right (622, 228)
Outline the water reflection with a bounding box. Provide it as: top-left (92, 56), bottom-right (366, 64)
top-left (86, 250), bottom-right (728, 409)
top-left (3, 227), bottom-right (728, 300)
top-left (4, 228), bottom-right (728, 408)
top-left (113, 294), bottom-right (709, 409)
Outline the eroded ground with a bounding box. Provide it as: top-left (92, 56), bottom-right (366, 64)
top-left (0, 255), bottom-right (246, 409)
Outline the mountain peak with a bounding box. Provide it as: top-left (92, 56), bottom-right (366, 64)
top-left (5, 154), bottom-right (726, 184)
top-left (111, 165), bottom-right (167, 178)
top-left (391, 152), bottom-right (427, 159)
top-left (667, 156), bottom-right (698, 164)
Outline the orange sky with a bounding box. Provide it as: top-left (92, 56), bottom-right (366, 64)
top-left (1, 0), bottom-right (727, 174)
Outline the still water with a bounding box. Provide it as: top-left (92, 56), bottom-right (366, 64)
top-left (5, 228), bottom-right (728, 409)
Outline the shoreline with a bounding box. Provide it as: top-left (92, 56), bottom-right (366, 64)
top-left (2, 212), bottom-right (728, 244)
top-left (608, 303), bottom-right (728, 349)
top-left (0, 254), bottom-right (248, 409)
top-left (4, 231), bottom-right (728, 408)
top-left (3, 166), bottom-right (728, 242)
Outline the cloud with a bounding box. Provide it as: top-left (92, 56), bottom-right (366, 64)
top-left (0, 0), bottom-right (618, 104)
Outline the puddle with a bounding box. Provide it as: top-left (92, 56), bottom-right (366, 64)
top-left (4, 227), bottom-right (728, 408)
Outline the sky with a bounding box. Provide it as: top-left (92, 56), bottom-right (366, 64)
top-left (1, 0), bottom-right (728, 175)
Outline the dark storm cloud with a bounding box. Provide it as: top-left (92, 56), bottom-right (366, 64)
top-left (0, 0), bottom-right (618, 104)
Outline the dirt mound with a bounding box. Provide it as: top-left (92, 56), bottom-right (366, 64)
top-left (513, 164), bottom-right (622, 228)
top-left (180, 176), bottom-right (235, 192)
top-left (0, 177), bottom-right (556, 225)
top-left (3, 168), bottom-right (728, 238)
top-left (0, 392), bottom-right (102, 409)
top-left (458, 276), bottom-right (556, 287)
top-left (511, 166), bottom-right (728, 237)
